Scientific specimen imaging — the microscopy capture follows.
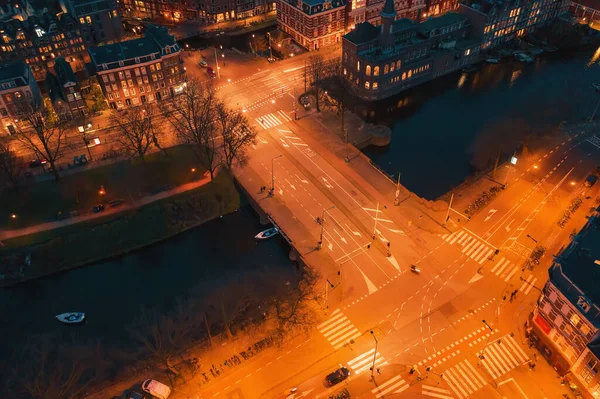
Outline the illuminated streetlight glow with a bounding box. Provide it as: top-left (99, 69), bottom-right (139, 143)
top-left (99, 185), bottom-right (106, 195)
top-left (191, 168), bottom-right (196, 172)
top-left (571, 181), bottom-right (576, 186)
top-left (271, 99), bottom-right (275, 104)
top-left (533, 164), bottom-right (538, 169)
top-left (11, 214), bottom-right (16, 219)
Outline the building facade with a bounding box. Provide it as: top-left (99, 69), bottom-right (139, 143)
top-left (46, 56), bottom-right (88, 119)
top-left (0, 61), bottom-right (42, 135)
top-left (529, 208), bottom-right (600, 398)
top-left (60, 0), bottom-right (124, 45)
top-left (0, 12), bottom-right (89, 82)
top-left (457, 0), bottom-right (569, 50)
top-left (347, 0), bottom-right (428, 29)
top-left (569, 0), bottom-right (600, 24)
top-left (88, 25), bottom-right (186, 110)
top-left (276, 0), bottom-right (346, 50)
top-left (342, 1), bottom-right (480, 101)
top-left (117, 0), bottom-right (272, 23)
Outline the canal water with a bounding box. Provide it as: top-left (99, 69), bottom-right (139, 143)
top-left (0, 205), bottom-right (293, 356)
top-left (362, 45), bottom-right (600, 199)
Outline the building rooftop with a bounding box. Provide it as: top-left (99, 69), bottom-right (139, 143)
top-left (0, 60), bottom-right (29, 83)
top-left (393, 18), bottom-right (416, 32)
top-left (417, 12), bottom-right (467, 34)
top-left (54, 56), bottom-right (77, 85)
top-left (344, 22), bottom-right (380, 44)
top-left (88, 25), bottom-right (177, 66)
top-left (550, 209), bottom-right (600, 327)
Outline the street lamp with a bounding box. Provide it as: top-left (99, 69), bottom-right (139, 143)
top-left (317, 206), bottom-right (335, 249)
top-left (221, 53), bottom-right (225, 67)
top-left (372, 202), bottom-right (387, 239)
top-left (479, 319), bottom-right (494, 361)
top-left (527, 234), bottom-right (538, 244)
top-left (214, 47), bottom-right (221, 79)
top-left (270, 154), bottom-right (283, 196)
top-left (267, 32), bottom-right (273, 60)
top-left (370, 331), bottom-right (379, 378)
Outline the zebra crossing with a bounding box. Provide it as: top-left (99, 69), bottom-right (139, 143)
top-left (442, 231), bottom-right (519, 281)
top-left (489, 257), bottom-right (519, 282)
top-left (317, 309), bottom-right (361, 349)
top-left (478, 334), bottom-right (529, 380)
top-left (347, 348), bottom-right (388, 374)
top-left (255, 110), bottom-right (293, 129)
top-left (370, 374), bottom-right (408, 398)
top-left (585, 135), bottom-right (600, 149)
top-left (519, 274), bottom-right (538, 295)
top-left (422, 384), bottom-right (454, 399)
top-left (442, 359), bottom-right (487, 399)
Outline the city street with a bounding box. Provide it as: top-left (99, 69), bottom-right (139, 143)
top-left (182, 48), bottom-right (600, 399)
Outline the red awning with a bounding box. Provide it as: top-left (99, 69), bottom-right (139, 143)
top-left (535, 314), bottom-right (552, 335)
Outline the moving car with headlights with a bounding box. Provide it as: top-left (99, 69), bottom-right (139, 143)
top-left (325, 367), bottom-right (350, 386)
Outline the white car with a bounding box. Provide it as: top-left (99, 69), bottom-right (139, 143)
top-left (142, 379), bottom-right (171, 399)
top-left (199, 60), bottom-right (208, 68)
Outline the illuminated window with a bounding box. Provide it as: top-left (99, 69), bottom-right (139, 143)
top-left (570, 312), bottom-right (581, 326)
top-left (384, 64), bottom-right (389, 74)
top-left (86, 16), bottom-right (92, 23)
top-left (390, 62), bottom-right (395, 72)
top-left (465, 49), bottom-right (471, 56)
top-left (366, 65), bottom-right (371, 76)
top-left (365, 81), bottom-right (370, 89)
top-left (374, 66), bottom-right (379, 76)
top-left (408, 70), bottom-right (412, 78)
top-left (357, 61), bottom-right (360, 71)
top-left (373, 82), bottom-right (378, 89)
top-left (402, 72), bottom-right (406, 80)
top-left (396, 60), bottom-right (401, 69)
top-left (343, 68), bottom-right (347, 75)
top-left (79, 17), bottom-right (85, 24)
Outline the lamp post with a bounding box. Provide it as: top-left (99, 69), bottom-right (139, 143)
top-left (270, 154), bottom-right (282, 196)
top-left (526, 234), bottom-right (538, 244)
top-left (443, 193), bottom-right (454, 227)
top-left (370, 330), bottom-right (379, 378)
top-left (214, 47), bottom-right (221, 79)
top-left (267, 32), bottom-right (273, 60)
top-left (394, 172), bottom-right (401, 205)
top-left (479, 319), bottom-right (494, 362)
top-left (372, 202), bottom-right (386, 240)
top-left (222, 53), bottom-right (225, 67)
top-left (318, 205), bottom-right (335, 249)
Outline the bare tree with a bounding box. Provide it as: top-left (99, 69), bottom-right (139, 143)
top-left (15, 333), bottom-right (94, 399)
top-left (216, 103), bottom-right (257, 171)
top-left (12, 103), bottom-right (66, 181)
top-left (161, 79), bottom-right (221, 179)
top-left (0, 139), bottom-right (24, 189)
top-left (112, 103), bottom-right (158, 158)
top-left (271, 269), bottom-right (321, 339)
top-left (307, 55), bottom-right (326, 112)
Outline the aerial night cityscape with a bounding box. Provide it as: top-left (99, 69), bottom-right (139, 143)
top-left (2, 0), bottom-right (600, 398)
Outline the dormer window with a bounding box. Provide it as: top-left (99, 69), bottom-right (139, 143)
top-left (165, 46), bottom-right (171, 54)
top-left (135, 57), bottom-right (140, 63)
top-left (119, 60), bottom-right (124, 66)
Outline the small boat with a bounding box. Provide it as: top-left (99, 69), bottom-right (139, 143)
top-left (486, 58), bottom-right (500, 64)
top-left (515, 53), bottom-right (534, 63)
top-left (255, 227), bottom-right (279, 240)
top-left (56, 312), bottom-right (86, 324)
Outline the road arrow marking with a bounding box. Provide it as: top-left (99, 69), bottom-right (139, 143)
top-left (296, 175), bottom-right (309, 184)
top-left (468, 273), bottom-right (484, 284)
top-left (285, 179), bottom-right (296, 190)
top-left (279, 188), bottom-right (283, 195)
top-left (328, 243), bottom-right (333, 251)
top-left (505, 219), bottom-right (514, 232)
top-left (321, 177), bottom-right (333, 188)
top-left (484, 209), bottom-right (498, 222)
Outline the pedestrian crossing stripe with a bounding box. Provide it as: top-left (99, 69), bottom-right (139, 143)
top-left (519, 275), bottom-right (538, 294)
top-left (422, 384), bottom-right (453, 399)
top-left (490, 257), bottom-right (519, 282)
top-left (256, 111), bottom-right (293, 129)
top-left (443, 360), bottom-right (486, 399)
top-left (317, 309), bottom-right (361, 349)
top-left (478, 334), bottom-right (529, 380)
top-left (347, 348), bottom-right (388, 374)
top-left (371, 375), bottom-right (408, 398)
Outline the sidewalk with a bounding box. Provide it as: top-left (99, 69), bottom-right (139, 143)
top-left (0, 171), bottom-right (213, 242)
top-left (165, 12), bottom-right (277, 40)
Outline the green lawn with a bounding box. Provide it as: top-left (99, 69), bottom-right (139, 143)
top-left (0, 172), bottom-right (240, 282)
top-left (1, 146), bottom-right (206, 229)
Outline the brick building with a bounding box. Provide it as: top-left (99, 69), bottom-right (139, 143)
top-left (117, 0), bottom-right (272, 23)
top-left (0, 60), bottom-right (42, 135)
top-left (457, 0), bottom-right (569, 50)
top-left (46, 56), bottom-right (88, 119)
top-left (88, 25), bottom-right (186, 110)
top-left (276, 0), bottom-right (347, 50)
top-left (342, 0), bottom-right (480, 101)
top-left (529, 208), bottom-right (600, 398)
top-left (59, 0), bottom-right (124, 45)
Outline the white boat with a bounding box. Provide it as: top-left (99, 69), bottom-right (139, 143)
top-left (56, 312), bottom-right (86, 324)
top-left (486, 58), bottom-right (500, 64)
top-left (515, 53), bottom-right (534, 63)
top-left (255, 227), bottom-right (279, 240)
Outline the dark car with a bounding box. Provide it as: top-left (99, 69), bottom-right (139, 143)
top-left (207, 66), bottom-right (216, 78)
top-left (123, 390), bottom-right (147, 399)
top-left (325, 367), bottom-right (350, 386)
top-left (92, 204), bottom-right (105, 213)
top-left (29, 158), bottom-right (47, 168)
top-left (584, 174), bottom-right (598, 188)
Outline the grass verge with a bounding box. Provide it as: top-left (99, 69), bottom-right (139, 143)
top-left (0, 172), bottom-right (240, 286)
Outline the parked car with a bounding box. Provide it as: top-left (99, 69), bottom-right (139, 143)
top-left (85, 137), bottom-right (101, 148)
top-left (584, 174), bottom-right (598, 188)
top-left (29, 158), bottom-right (47, 168)
top-left (92, 204), bottom-right (105, 213)
top-left (199, 60), bottom-right (208, 68)
top-left (267, 57), bottom-right (276, 63)
top-left (325, 367), bottom-right (350, 386)
top-left (207, 66), bottom-right (216, 78)
top-left (122, 389), bottom-right (147, 399)
top-left (142, 379), bottom-right (171, 399)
